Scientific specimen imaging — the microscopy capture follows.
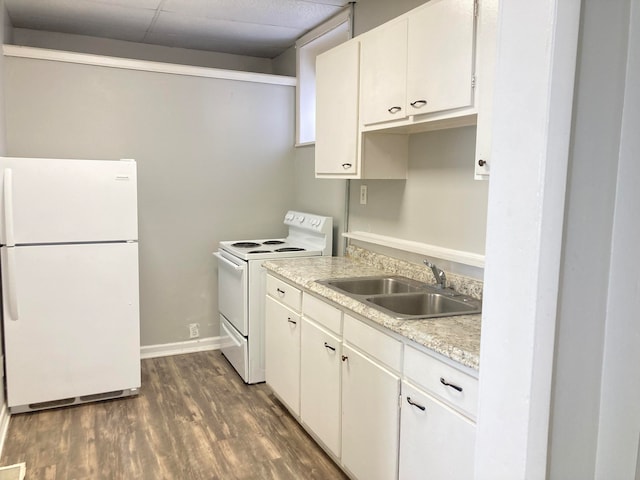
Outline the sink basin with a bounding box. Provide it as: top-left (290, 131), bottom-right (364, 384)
top-left (316, 275), bottom-right (482, 320)
top-left (321, 276), bottom-right (427, 295)
top-left (365, 292), bottom-right (481, 319)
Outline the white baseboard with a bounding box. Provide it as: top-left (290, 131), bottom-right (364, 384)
top-left (0, 400), bottom-right (11, 458)
top-left (140, 336), bottom-right (223, 359)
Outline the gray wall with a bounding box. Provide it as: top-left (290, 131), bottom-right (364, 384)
top-left (12, 29), bottom-right (275, 74)
top-left (548, 0), bottom-right (635, 477)
top-left (4, 57), bottom-right (296, 346)
top-left (349, 127), bottom-right (488, 255)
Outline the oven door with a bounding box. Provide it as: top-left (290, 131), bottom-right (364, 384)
top-left (214, 250), bottom-right (248, 336)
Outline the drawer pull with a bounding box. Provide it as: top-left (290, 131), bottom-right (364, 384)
top-left (440, 377), bottom-right (463, 392)
top-left (287, 317), bottom-right (297, 325)
top-left (406, 396), bottom-right (426, 411)
top-left (324, 342), bottom-right (336, 352)
top-left (276, 288), bottom-right (285, 296)
top-left (342, 163), bottom-right (352, 169)
top-left (388, 106), bottom-right (402, 114)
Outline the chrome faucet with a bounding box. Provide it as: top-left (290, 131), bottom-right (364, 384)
top-left (424, 260), bottom-right (447, 289)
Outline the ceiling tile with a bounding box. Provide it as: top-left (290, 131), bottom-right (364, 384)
top-left (161, 0), bottom-right (347, 30)
top-left (150, 11), bottom-right (301, 57)
top-left (4, 0), bottom-right (352, 58)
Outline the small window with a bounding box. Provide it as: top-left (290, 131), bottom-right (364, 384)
top-left (296, 8), bottom-right (352, 146)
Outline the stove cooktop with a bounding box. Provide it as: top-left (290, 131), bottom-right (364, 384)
top-left (219, 238), bottom-right (322, 261)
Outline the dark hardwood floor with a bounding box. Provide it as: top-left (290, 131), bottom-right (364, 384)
top-left (1, 351), bottom-right (348, 480)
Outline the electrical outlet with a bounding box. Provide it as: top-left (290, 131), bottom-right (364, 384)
top-left (188, 323), bottom-right (200, 339)
top-left (360, 185), bottom-right (368, 205)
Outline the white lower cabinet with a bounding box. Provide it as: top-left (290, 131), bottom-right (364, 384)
top-left (265, 295), bottom-right (301, 416)
top-left (399, 381), bottom-right (476, 480)
top-left (341, 344), bottom-right (400, 480)
top-left (265, 277), bottom-right (478, 480)
top-left (300, 317), bottom-right (342, 457)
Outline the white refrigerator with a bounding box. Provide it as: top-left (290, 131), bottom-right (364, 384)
top-left (0, 157), bottom-right (141, 413)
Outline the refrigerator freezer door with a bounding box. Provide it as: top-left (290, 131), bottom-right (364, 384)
top-left (2, 242), bottom-right (141, 409)
top-left (0, 157), bottom-right (138, 245)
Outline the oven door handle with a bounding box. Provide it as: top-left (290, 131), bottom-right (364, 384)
top-left (213, 252), bottom-right (245, 271)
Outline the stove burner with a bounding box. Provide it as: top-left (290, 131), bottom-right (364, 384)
top-left (249, 250), bottom-right (271, 254)
top-left (275, 247), bottom-right (306, 252)
top-left (262, 240), bottom-right (286, 245)
top-left (232, 242), bottom-right (261, 248)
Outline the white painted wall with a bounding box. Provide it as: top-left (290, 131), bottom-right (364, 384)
top-left (12, 28), bottom-right (274, 74)
top-left (474, 0), bottom-right (581, 478)
top-left (3, 56), bottom-right (296, 346)
top-left (349, 126), bottom-right (488, 256)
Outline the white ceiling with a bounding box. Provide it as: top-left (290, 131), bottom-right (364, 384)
top-left (4, 0), bottom-right (350, 58)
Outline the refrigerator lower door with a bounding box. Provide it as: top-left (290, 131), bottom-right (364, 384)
top-left (1, 242), bottom-right (140, 410)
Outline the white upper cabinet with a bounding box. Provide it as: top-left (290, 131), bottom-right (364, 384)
top-left (315, 40), bottom-right (409, 179)
top-left (406, 0), bottom-right (475, 116)
top-left (473, 0), bottom-right (498, 178)
top-left (360, 0), bottom-right (476, 128)
top-left (315, 40), bottom-right (360, 176)
top-left (360, 19), bottom-right (408, 125)
top-left (314, 0), bottom-right (497, 179)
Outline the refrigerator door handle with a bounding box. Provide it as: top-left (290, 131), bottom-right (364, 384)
top-left (3, 168), bottom-right (16, 247)
top-left (5, 247), bottom-right (19, 321)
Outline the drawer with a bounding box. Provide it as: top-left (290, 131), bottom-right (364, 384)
top-left (343, 314), bottom-right (402, 371)
top-left (302, 293), bottom-right (342, 335)
top-left (403, 345), bottom-right (478, 419)
top-left (266, 275), bottom-right (302, 312)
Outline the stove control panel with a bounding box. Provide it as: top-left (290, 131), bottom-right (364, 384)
top-left (284, 210), bottom-right (331, 233)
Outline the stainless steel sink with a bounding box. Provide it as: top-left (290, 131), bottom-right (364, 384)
top-left (365, 292), bottom-right (481, 319)
top-left (320, 276), bottom-right (427, 295)
top-left (316, 275), bottom-right (482, 320)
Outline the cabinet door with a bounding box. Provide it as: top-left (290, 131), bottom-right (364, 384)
top-left (342, 345), bottom-right (400, 480)
top-left (265, 296), bottom-right (301, 416)
top-left (406, 0), bottom-right (475, 116)
top-left (360, 19), bottom-right (408, 126)
top-left (300, 318), bottom-right (342, 456)
top-left (315, 40), bottom-right (360, 176)
top-left (399, 381), bottom-right (476, 480)
top-left (474, 0), bottom-right (498, 178)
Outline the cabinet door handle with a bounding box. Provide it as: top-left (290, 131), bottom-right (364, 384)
top-left (440, 377), bottom-right (463, 392)
top-left (478, 159), bottom-right (486, 167)
top-left (342, 163), bottom-right (352, 169)
top-left (388, 106), bottom-right (402, 114)
top-left (341, 355), bottom-right (348, 362)
top-left (276, 288), bottom-right (286, 296)
top-left (287, 317), bottom-right (297, 325)
top-left (324, 342), bottom-right (336, 351)
top-left (406, 396), bottom-right (426, 411)
top-left (410, 99), bottom-right (427, 108)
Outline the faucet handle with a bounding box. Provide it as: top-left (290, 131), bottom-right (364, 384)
top-left (424, 259), bottom-right (447, 288)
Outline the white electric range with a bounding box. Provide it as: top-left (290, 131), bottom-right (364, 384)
top-left (214, 211), bottom-right (333, 383)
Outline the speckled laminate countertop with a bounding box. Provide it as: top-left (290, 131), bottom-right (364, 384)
top-left (262, 256), bottom-right (481, 371)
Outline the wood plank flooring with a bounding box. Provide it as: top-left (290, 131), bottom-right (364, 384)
top-left (1, 351), bottom-right (348, 480)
